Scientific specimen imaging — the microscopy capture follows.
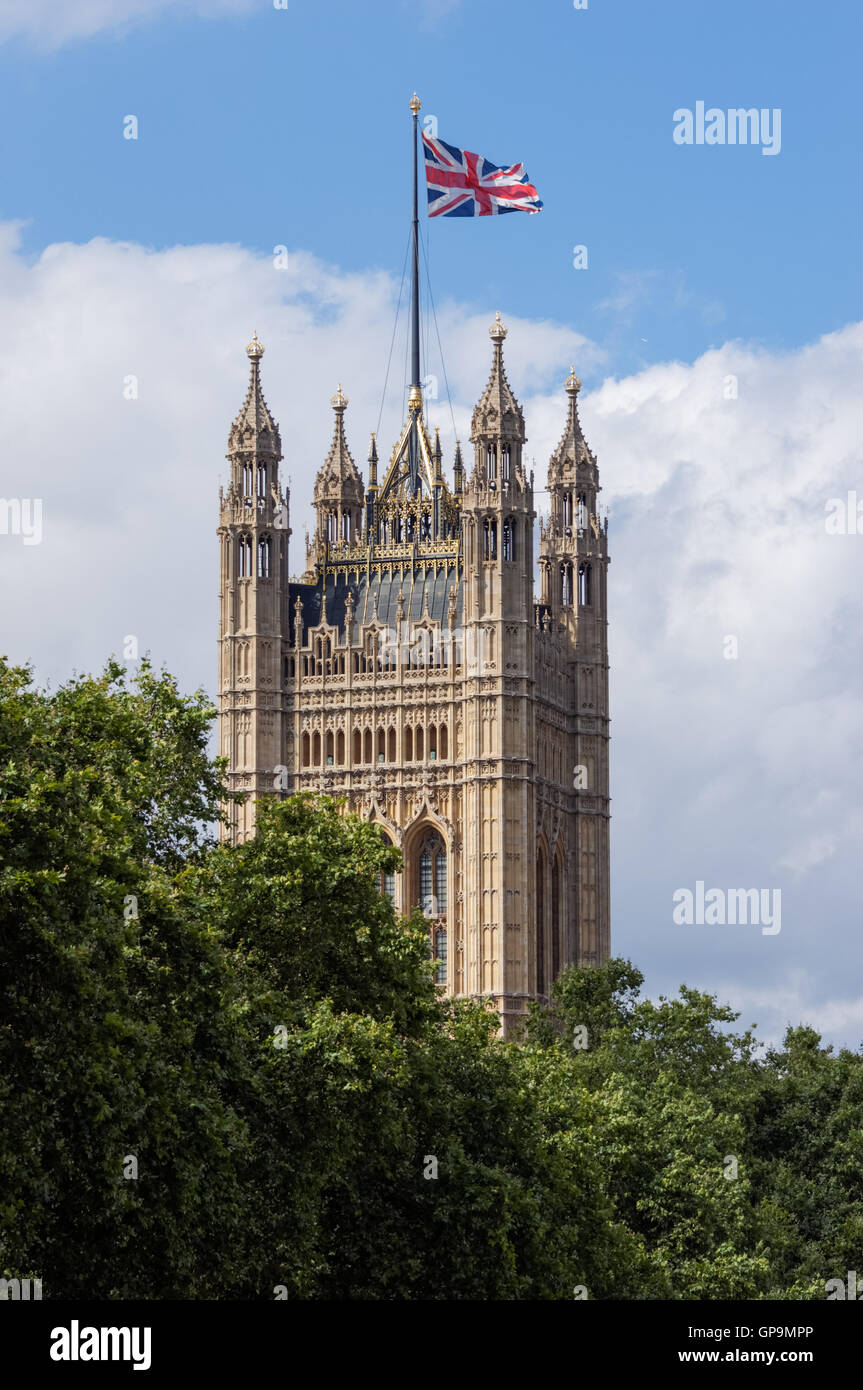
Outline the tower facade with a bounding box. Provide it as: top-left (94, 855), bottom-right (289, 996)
top-left (217, 318), bottom-right (610, 1035)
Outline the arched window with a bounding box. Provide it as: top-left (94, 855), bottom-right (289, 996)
top-left (238, 534), bottom-right (252, 578)
top-left (352, 728), bottom-right (361, 763)
top-left (257, 462), bottom-right (267, 498)
top-left (312, 731), bottom-right (321, 766)
top-left (578, 563), bottom-right (592, 607)
top-left (301, 732), bottom-right (310, 768)
top-left (405, 726), bottom-right (413, 761)
top-left (501, 444), bottom-right (511, 484)
top-left (503, 517), bottom-right (516, 561)
top-left (577, 493), bottom-right (587, 530)
top-left (561, 563), bottom-right (573, 606)
top-left (363, 728), bottom-right (372, 763)
top-left (242, 463), bottom-right (253, 497)
top-left (257, 535), bottom-right (271, 579)
top-left (325, 731), bottom-right (334, 766)
top-left (417, 829), bottom-right (446, 920)
top-left (486, 445), bottom-right (497, 483)
top-left (428, 725), bottom-right (437, 761)
top-left (336, 730), bottom-right (345, 765)
top-left (387, 726), bottom-right (396, 761)
top-left (439, 723), bottom-right (448, 760)
top-left (415, 725), bottom-right (424, 760)
top-left (377, 728), bottom-right (386, 763)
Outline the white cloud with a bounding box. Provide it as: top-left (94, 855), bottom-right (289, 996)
top-left (0, 0), bottom-right (255, 48)
top-left (1, 221), bottom-right (861, 1047)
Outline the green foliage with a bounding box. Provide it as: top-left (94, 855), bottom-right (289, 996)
top-left (1, 653), bottom-right (860, 1300)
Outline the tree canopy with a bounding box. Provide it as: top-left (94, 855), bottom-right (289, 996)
top-left (1, 655), bottom-right (858, 1299)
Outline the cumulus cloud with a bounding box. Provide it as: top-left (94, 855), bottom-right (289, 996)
top-left (0, 0), bottom-right (255, 48)
top-left (0, 220), bottom-right (861, 1047)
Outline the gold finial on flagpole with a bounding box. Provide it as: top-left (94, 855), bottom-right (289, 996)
top-left (409, 92), bottom-right (421, 115)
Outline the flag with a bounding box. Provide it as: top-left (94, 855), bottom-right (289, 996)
top-left (421, 132), bottom-right (543, 217)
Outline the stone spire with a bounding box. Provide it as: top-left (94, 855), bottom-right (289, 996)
top-left (549, 366), bottom-right (596, 484)
top-left (470, 312), bottom-right (525, 446)
top-left (228, 332), bottom-right (281, 458)
top-left (313, 385), bottom-right (364, 510)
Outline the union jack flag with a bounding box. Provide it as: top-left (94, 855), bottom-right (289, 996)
top-left (422, 132), bottom-right (543, 218)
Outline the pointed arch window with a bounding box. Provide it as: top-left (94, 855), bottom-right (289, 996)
top-left (242, 463), bottom-right (253, 498)
top-left (578, 563), bottom-right (592, 607)
top-left (238, 534), bottom-right (253, 578)
top-left (577, 493), bottom-right (587, 530)
top-left (561, 563), bottom-right (573, 606)
top-left (257, 463), bottom-right (267, 498)
top-left (503, 517), bottom-right (516, 562)
top-left (417, 830), bottom-right (447, 982)
top-left (486, 446), bottom-right (497, 483)
top-left (257, 535), bottom-right (271, 578)
top-left (501, 444), bottom-right (511, 484)
top-left (483, 518), bottom-right (498, 561)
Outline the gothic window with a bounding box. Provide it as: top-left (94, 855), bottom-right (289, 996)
top-left (242, 463), bottom-right (253, 497)
top-left (352, 728), bottom-right (361, 763)
top-left (377, 728), bottom-right (386, 763)
top-left (503, 517), bottom-right (516, 562)
top-left (440, 723), bottom-right (448, 760)
top-left (405, 726), bottom-right (413, 761)
top-left (577, 493), bottom-right (587, 530)
top-left (536, 848), bottom-right (546, 994)
top-left (415, 725), bottom-right (424, 760)
top-left (388, 726), bottom-right (396, 761)
top-left (336, 730), bottom-right (345, 765)
top-left (428, 725), bottom-right (437, 760)
top-left (483, 518), bottom-right (498, 561)
top-left (363, 728), bottom-right (372, 764)
top-left (325, 731), bottom-right (334, 765)
top-left (501, 444), bottom-right (511, 484)
top-left (561, 563), bottom-right (573, 606)
top-left (257, 463), bottom-right (267, 498)
top-left (302, 732), bottom-right (310, 768)
top-left (257, 536), bottom-right (271, 579)
top-left (417, 829), bottom-right (446, 920)
top-left (312, 731), bottom-right (321, 765)
top-left (578, 563), bottom-right (592, 607)
top-left (486, 445), bottom-right (497, 483)
top-left (238, 534), bottom-right (252, 578)
top-left (562, 492), bottom-right (573, 527)
top-left (421, 511), bottom-right (431, 541)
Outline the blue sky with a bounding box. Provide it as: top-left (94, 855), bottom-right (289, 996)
top-left (1, 0), bottom-right (862, 1050)
top-left (1, 0), bottom-right (861, 377)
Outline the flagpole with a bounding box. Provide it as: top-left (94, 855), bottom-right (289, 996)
top-left (409, 92), bottom-right (421, 403)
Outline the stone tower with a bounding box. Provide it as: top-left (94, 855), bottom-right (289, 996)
top-left (217, 319), bottom-right (611, 1036)
top-left (217, 332), bottom-right (291, 841)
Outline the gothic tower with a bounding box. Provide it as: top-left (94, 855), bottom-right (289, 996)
top-left (217, 333), bottom-right (291, 841)
top-left (537, 368), bottom-right (611, 967)
top-left (460, 313), bottom-right (537, 1024)
top-left (216, 321), bottom-right (611, 1036)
